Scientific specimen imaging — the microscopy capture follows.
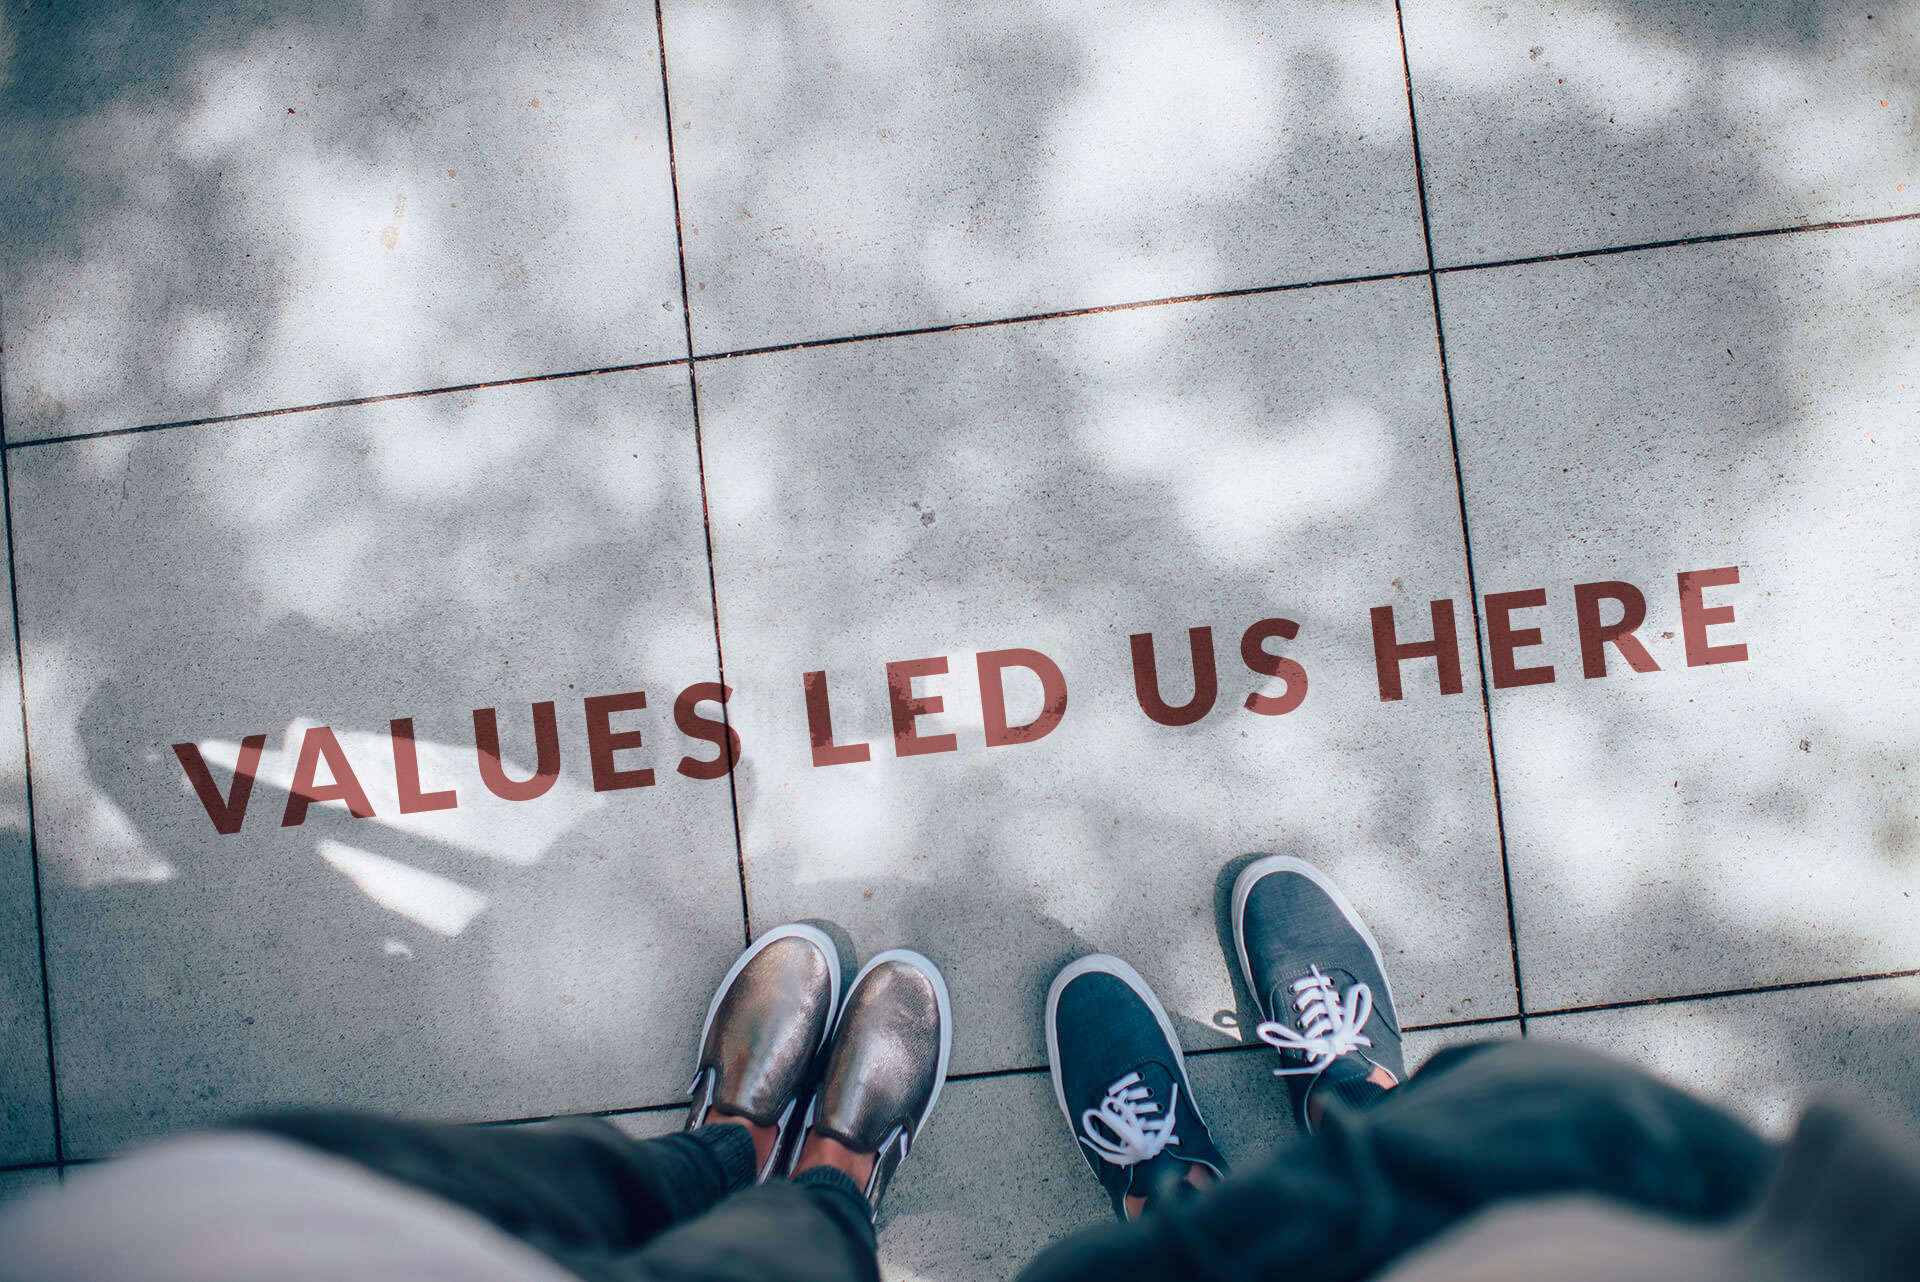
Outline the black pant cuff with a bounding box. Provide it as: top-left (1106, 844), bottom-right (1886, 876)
top-left (794, 1166), bottom-right (878, 1248)
top-left (686, 1121), bottom-right (760, 1193)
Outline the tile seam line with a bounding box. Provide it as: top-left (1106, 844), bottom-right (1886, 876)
top-left (685, 268), bottom-right (1430, 362)
top-left (32, 965), bottom-right (1915, 1159)
top-left (0, 268), bottom-right (1423, 452)
top-left (653, 0), bottom-right (752, 950)
top-left (676, 208), bottom-right (1920, 365)
top-left (0, 348), bottom-right (65, 1165)
top-left (476, 1099), bottom-right (692, 1129)
top-left (1393, 0), bottom-right (1527, 1034)
top-left (10, 206), bottom-right (1916, 450)
top-left (735, 964), bottom-right (1920, 1093)
top-left (1525, 966), bottom-right (1920, 1019)
top-left (2, 357), bottom-right (691, 450)
top-left (882, 1011), bottom-right (1561, 1087)
top-left (1432, 208), bottom-right (1920, 276)
top-left (459, 1016), bottom-right (1530, 1127)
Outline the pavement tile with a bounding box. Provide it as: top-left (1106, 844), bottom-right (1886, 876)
top-left (0, 0), bottom-right (684, 442)
top-left (1533, 978), bottom-right (1920, 1137)
top-left (1403, 0), bottom-right (1920, 265)
top-left (881, 1023), bottom-right (1516, 1282)
top-left (880, 1072), bottom-right (1109, 1282)
top-left (0, 512), bottom-right (56, 1166)
top-left (1397, 0), bottom-right (1920, 264)
top-left (7, 369), bottom-right (743, 1156)
top-left (663, 0), bottom-right (1427, 354)
top-left (601, 1107), bottom-right (685, 1142)
top-left (1399, 1019), bottom-right (1525, 1075)
top-left (701, 278), bottom-right (1518, 1079)
top-left (1440, 221), bottom-right (1920, 1010)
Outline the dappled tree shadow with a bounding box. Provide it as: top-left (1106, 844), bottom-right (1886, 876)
top-left (0, 13), bottom-right (1913, 1268)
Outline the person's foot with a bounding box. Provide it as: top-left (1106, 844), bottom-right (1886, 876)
top-left (1046, 955), bottom-right (1227, 1221)
top-left (792, 949), bottom-right (951, 1217)
top-left (687, 923), bottom-right (842, 1180)
top-left (1232, 856), bottom-right (1405, 1131)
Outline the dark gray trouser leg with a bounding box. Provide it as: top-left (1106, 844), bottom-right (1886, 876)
top-left (241, 1111), bottom-right (877, 1282)
top-left (616, 1166), bottom-right (877, 1282)
top-left (1017, 1039), bottom-right (1774, 1282)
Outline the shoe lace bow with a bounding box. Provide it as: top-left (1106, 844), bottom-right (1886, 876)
top-left (1255, 965), bottom-right (1374, 1077)
top-left (1079, 1071), bottom-right (1180, 1166)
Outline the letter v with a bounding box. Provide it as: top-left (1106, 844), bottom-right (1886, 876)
top-left (173, 736), bottom-right (267, 835)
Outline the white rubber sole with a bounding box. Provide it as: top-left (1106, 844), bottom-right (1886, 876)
top-left (1044, 953), bottom-right (1206, 1130)
top-left (1231, 855), bottom-right (1397, 1019)
top-left (693, 922), bottom-right (843, 1083)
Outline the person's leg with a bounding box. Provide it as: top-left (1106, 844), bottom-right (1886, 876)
top-left (609, 949), bottom-right (953, 1282)
top-left (684, 922), bottom-right (845, 1180)
top-left (244, 922), bottom-right (855, 1281)
top-left (577, 1165), bottom-right (882, 1282)
top-left (240, 1110), bottom-right (762, 1259)
top-left (787, 949), bottom-right (951, 1213)
top-left (1020, 857), bottom-right (1770, 1282)
top-left (1018, 1037), bottom-right (1772, 1282)
top-left (1041, 855), bottom-right (1410, 1235)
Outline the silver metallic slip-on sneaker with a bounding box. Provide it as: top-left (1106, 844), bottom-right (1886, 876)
top-left (687, 923), bottom-right (841, 1181)
top-left (797, 948), bottom-right (951, 1216)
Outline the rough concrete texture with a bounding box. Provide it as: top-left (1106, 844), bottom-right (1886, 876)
top-left (1441, 221), bottom-right (1920, 1010)
top-left (8, 370), bottom-right (743, 1155)
top-left (0, 1), bottom-right (686, 441)
top-left (0, 512), bottom-right (54, 1166)
top-left (663, 0), bottom-right (1428, 352)
top-left (1, 0), bottom-right (1915, 1271)
top-left (1403, 0), bottom-right (1920, 264)
top-left (701, 282), bottom-right (1517, 1077)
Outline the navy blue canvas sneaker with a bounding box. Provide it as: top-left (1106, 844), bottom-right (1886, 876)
top-left (1046, 955), bottom-right (1227, 1220)
top-left (1232, 856), bottom-right (1405, 1131)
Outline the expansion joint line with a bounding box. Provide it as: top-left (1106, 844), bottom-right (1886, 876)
top-left (654, 0), bottom-right (753, 948)
top-left (0, 342), bottom-right (66, 1161)
top-left (1391, 0), bottom-right (1527, 1031)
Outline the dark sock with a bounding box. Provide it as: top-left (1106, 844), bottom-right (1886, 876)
top-left (1313, 1055), bottom-right (1390, 1115)
top-left (1139, 1155), bottom-right (1191, 1207)
top-left (1129, 1153), bottom-right (1218, 1219)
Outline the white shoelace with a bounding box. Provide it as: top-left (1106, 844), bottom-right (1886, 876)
top-left (1078, 1071), bottom-right (1180, 1166)
top-left (1255, 966), bottom-right (1374, 1077)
